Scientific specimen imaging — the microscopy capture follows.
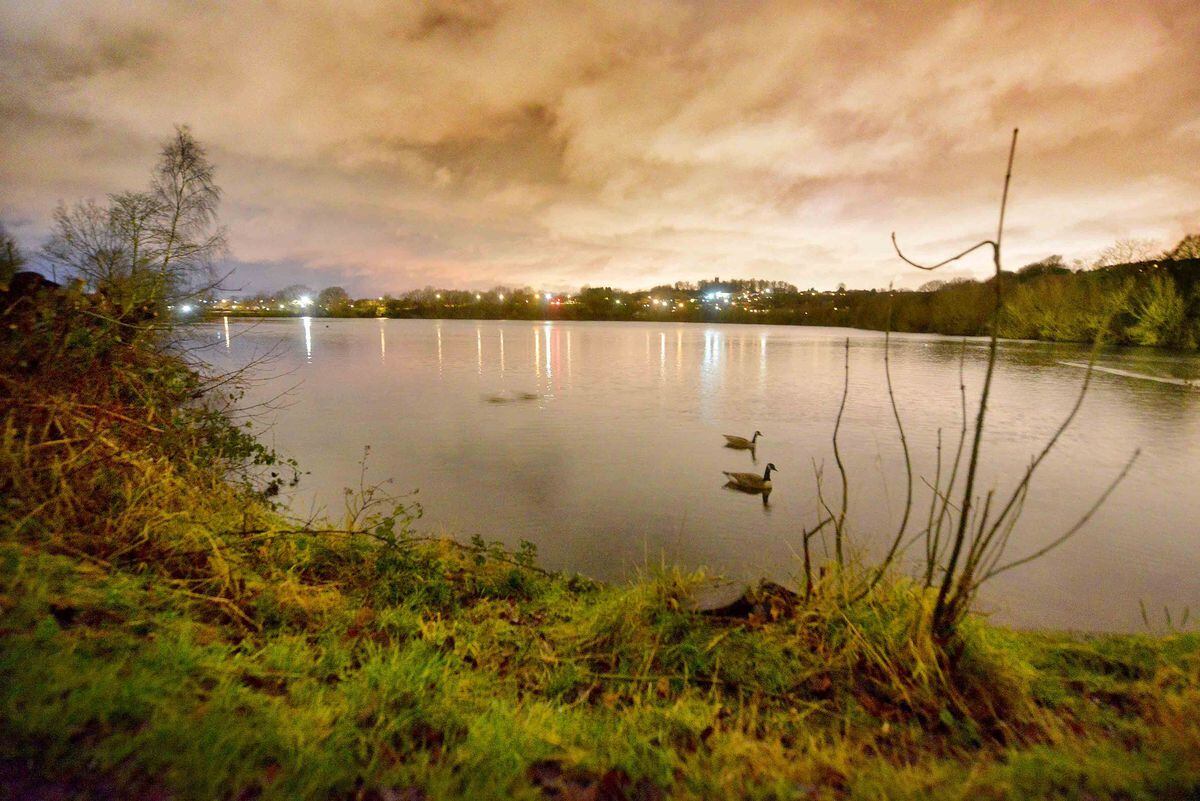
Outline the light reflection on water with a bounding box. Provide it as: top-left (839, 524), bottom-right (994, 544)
top-left (202, 318), bottom-right (1200, 631)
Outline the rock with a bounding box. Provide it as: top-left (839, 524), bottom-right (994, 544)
top-left (687, 581), bottom-right (749, 613)
top-left (693, 580), bottom-right (800, 621)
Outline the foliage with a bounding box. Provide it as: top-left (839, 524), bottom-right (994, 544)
top-left (999, 273), bottom-right (1128, 342)
top-left (317, 285), bottom-right (352, 315)
top-left (1165, 234), bottom-right (1200, 261)
top-left (1127, 275), bottom-right (1197, 348)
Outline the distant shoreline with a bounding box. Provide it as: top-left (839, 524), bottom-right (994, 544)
top-left (201, 256), bottom-right (1200, 350)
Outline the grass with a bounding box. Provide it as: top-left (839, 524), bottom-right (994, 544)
top-left (1, 289), bottom-right (1199, 799)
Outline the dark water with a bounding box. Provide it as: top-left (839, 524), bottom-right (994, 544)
top-left (199, 317), bottom-right (1200, 631)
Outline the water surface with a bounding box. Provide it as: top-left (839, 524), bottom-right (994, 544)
top-left (199, 318), bottom-right (1200, 631)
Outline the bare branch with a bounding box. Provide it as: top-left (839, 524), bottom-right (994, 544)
top-left (929, 128), bottom-right (1019, 639)
top-left (985, 449), bottom-right (1140, 580)
top-left (890, 235), bottom-right (995, 272)
top-left (831, 338), bottom-right (851, 568)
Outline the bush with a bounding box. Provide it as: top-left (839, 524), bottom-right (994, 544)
top-left (1128, 275), bottom-right (1196, 348)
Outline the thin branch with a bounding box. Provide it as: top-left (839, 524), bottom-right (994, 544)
top-left (922, 429), bottom-right (944, 586)
top-left (973, 333), bottom-right (1104, 555)
top-left (931, 128), bottom-right (1018, 638)
top-left (832, 338), bottom-right (851, 568)
top-left (849, 318), bottom-right (914, 601)
top-left (985, 449), bottom-right (1140, 580)
top-left (890, 235), bottom-right (995, 272)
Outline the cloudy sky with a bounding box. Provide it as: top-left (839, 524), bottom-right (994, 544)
top-left (2, 1), bottom-right (1198, 294)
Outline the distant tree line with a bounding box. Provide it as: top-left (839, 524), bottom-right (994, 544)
top-left (826, 242), bottom-right (1200, 349)
top-left (231, 237), bottom-right (1200, 349)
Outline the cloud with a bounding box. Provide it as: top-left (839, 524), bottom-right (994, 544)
top-left (1, 0), bottom-right (1198, 294)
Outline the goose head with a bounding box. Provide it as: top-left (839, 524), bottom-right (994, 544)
top-left (763, 463), bottom-right (778, 480)
top-left (751, 430), bottom-right (763, 443)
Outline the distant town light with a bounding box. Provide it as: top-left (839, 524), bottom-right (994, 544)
top-left (436, 293), bottom-right (442, 299)
top-left (499, 294), bottom-right (505, 301)
top-left (180, 304), bottom-right (194, 313)
top-left (476, 293), bottom-right (482, 300)
top-left (297, 295), bottom-right (313, 308)
top-left (544, 292), bottom-right (552, 301)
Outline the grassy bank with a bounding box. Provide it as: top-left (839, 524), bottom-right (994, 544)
top-left (2, 287), bottom-right (1199, 800)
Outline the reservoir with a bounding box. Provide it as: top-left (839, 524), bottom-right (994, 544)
top-left (200, 317), bottom-right (1200, 631)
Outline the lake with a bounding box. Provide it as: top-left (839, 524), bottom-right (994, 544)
top-left (197, 317), bottom-right (1200, 631)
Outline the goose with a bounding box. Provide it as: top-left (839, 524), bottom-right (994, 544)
top-left (723, 430), bottom-right (763, 449)
top-left (723, 463), bottom-right (777, 493)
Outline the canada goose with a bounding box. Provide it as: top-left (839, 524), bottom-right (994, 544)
top-left (723, 430), bottom-right (762, 449)
top-left (723, 463), bottom-right (777, 492)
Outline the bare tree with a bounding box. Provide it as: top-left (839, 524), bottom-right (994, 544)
top-left (1093, 237), bottom-right (1161, 268)
top-left (42, 126), bottom-right (228, 315)
top-left (109, 191), bottom-right (162, 272)
top-left (44, 200), bottom-right (132, 295)
top-left (147, 125), bottom-right (228, 303)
